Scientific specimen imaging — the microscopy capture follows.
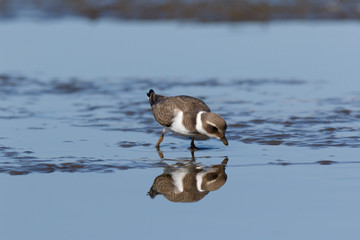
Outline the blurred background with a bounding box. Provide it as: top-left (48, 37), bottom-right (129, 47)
top-left (1, 0), bottom-right (360, 21)
top-left (1, 0), bottom-right (360, 80)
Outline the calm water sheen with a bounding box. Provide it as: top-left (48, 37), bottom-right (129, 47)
top-left (1, 20), bottom-right (360, 240)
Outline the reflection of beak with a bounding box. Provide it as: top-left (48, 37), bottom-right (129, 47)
top-left (221, 136), bottom-right (228, 146)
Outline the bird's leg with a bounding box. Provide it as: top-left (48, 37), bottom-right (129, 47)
top-left (190, 149), bottom-right (196, 161)
top-left (190, 137), bottom-right (198, 150)
top-left (156, 129), bottom-right (166, 149)
top-left (157, 148), bottom-right (164, 160)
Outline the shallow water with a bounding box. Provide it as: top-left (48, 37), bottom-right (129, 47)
top-left (1, 75), bottom-right (360, 173)
top-left (1, 20), bottom-right (360, 240)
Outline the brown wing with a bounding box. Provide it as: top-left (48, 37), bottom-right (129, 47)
top-left (151, 95), bottom-right (210, 129)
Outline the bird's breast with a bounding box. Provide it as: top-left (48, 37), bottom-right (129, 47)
top-left (166, 109), bottom-right (209, 140)
top-left (169, 110), bottom-right (193, 136)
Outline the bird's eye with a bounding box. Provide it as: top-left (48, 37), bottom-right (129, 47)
top-left (211, 173), bottom-right (218, 180)
top-left (211, 126), bottom-right (218, 132)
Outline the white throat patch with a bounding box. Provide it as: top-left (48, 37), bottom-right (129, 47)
top-left (195, 111), bottom-right (208, 135)
top-left (196, 111), bottom-right (218, 139)
top-left (196, 171), bottom-right (206, 192)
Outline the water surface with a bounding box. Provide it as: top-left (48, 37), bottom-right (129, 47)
top-left (1, 20), bottom-right (360, 240)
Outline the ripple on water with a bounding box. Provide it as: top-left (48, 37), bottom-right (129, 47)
top-left (1, 74), bottom-right (360, 174)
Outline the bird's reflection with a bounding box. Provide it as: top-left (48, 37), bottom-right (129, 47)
top-left (148, 151), bottom-right (228, 202)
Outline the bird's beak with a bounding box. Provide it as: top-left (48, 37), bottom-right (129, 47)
top-left (221, 136), bottom-right (228, 146)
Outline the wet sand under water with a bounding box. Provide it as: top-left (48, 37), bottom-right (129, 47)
top-left (1, 20), bottom-right (360, 240)
top-left (1, 75), bottom-right (360, 240)
top-left (1, 75), bottom-right (360, 173)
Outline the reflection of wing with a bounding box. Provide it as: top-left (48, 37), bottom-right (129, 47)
top-left (148, 159), bottom-right (228, 203)
top-left (148, 173), bottom-right (208, 203)
top-left (148, 174), bottom-right (173, 198)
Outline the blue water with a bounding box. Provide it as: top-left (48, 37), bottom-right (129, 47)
top-left (1, 19), bottom-right (360, 240)
top-left (1, 20), bottom-right (360, 85)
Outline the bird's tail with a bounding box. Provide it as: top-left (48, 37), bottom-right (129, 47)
top-left (147, 89), bottom-right (155, 98)
top-left (147, 89), bottom-right (164, 106)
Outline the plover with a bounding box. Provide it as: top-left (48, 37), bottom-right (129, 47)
top-left (148, 158), bottom-right (228, 202)
top-left (146, 89), bottom-right (228, 149)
